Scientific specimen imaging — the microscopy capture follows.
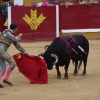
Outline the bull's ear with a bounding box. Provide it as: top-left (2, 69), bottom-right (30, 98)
top-left (38, 52), bottom-right (44, 57)
top-left (44, 45), bottom-right (49, 51)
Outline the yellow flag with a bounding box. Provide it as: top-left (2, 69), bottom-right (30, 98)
top-left (4, 20), bottom-right (8, 26)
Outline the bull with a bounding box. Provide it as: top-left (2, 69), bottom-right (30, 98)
top-left (38, 35), bottom-right (89, 79)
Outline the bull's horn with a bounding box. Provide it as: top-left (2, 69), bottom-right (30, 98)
top-left (38, 52), bottom-right (44, 56)
top-left (51, 54), bottom-right (58, 64)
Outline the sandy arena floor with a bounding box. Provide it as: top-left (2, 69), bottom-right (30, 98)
top-left (0, 40), bottom-right (100, 100)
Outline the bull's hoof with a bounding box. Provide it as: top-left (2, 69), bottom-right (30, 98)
top-left (57, 76), bottom-right (61, 79)
top-left (74, 73), bottom-right (77, 76)
top-left (82, 73), bottom-right (86, 76)
top-left (64, 75), bottom-right (68, 79)
top-left (64, 76), bottom-right (68, 79)
top-left (82, 72), bottom-right (86, 76)
top-left (64, 77), bottom-right (68, 79)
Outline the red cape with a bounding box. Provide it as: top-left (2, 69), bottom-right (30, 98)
top-left (13, 53), bottom-right (48, 84)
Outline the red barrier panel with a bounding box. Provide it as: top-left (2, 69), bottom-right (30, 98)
top-left (11, 6), bottom-right (56, 41)
top-left (1, 5), bottom-right (100, 41)
top-left (0, 7), bottom-right (6, 32)
top-left (59, 4), bottom-right (100, 30)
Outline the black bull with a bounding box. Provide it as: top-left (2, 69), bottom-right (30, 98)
top-left (38, 35), bottom-right (89, 79)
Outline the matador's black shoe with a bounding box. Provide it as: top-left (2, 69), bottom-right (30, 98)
top-left (3, 79), bottom-right (13, 86)
top-left (0, 84), bottom-right (4, 88)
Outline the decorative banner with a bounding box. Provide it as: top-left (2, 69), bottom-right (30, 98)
top-left (11, 6), bottom-right (56, 41)
top-left (22, 10), bottom-right (46, 30)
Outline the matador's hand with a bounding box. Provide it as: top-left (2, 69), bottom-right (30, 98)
top-left (18, 33), bottom-right (23, 37)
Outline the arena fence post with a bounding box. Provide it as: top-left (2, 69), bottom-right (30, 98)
top-left (56, 5), bottom-right (59, 37)
top-left (8, 7), bottom-right (11, 29)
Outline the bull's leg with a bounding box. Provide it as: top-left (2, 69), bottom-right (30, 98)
top-left (64, 60), bottom-right (70, 79)
top-left (55, 65), bottom-right (61, 79)
top-left (64, 66), bottom-right (68, 79)
top-left (82, 55), bottom-right (87, 75)
top-left (74, 60), bottom-right (78, 76)
top-left (82, 61), bottom-right (87, 75)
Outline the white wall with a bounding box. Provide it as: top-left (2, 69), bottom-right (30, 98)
top-left (14, 0), bottom-right (23, 6)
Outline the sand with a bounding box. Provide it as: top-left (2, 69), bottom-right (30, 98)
top-left (0, 40), bottom-right (100, 100)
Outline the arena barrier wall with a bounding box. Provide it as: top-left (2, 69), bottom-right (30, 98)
top-left (0, 8), bottom-right (6, 32)
top-left (0, 5), bottom-right (100, 40)
top-left (59, 5), bottom-right (100, 29)
top-left (59, 4), bottom-right (100, 39)
top-left (8, 6), bottom-right (57, 41)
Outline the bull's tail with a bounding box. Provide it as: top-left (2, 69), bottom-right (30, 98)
top-left (72, 60), bottom-right (75, 66)
top-left (77, 59), bottom-right (82, 72)
top-left (72, 58), bottom-right (82, 72)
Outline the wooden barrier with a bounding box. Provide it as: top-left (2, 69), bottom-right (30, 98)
top-left (59, 5), bottom-right (100, 29)
top-left (11, 6), bottom-right (57, 41)
top-left (0, 8), bottom-right (6, 32)
top-left (0, 4), bottom-right (100, 40)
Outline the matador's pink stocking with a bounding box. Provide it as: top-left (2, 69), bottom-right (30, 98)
top-left (5, 67), bottom-right (12, 82)
top-left (0, 72), bottom-right (3, 84)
